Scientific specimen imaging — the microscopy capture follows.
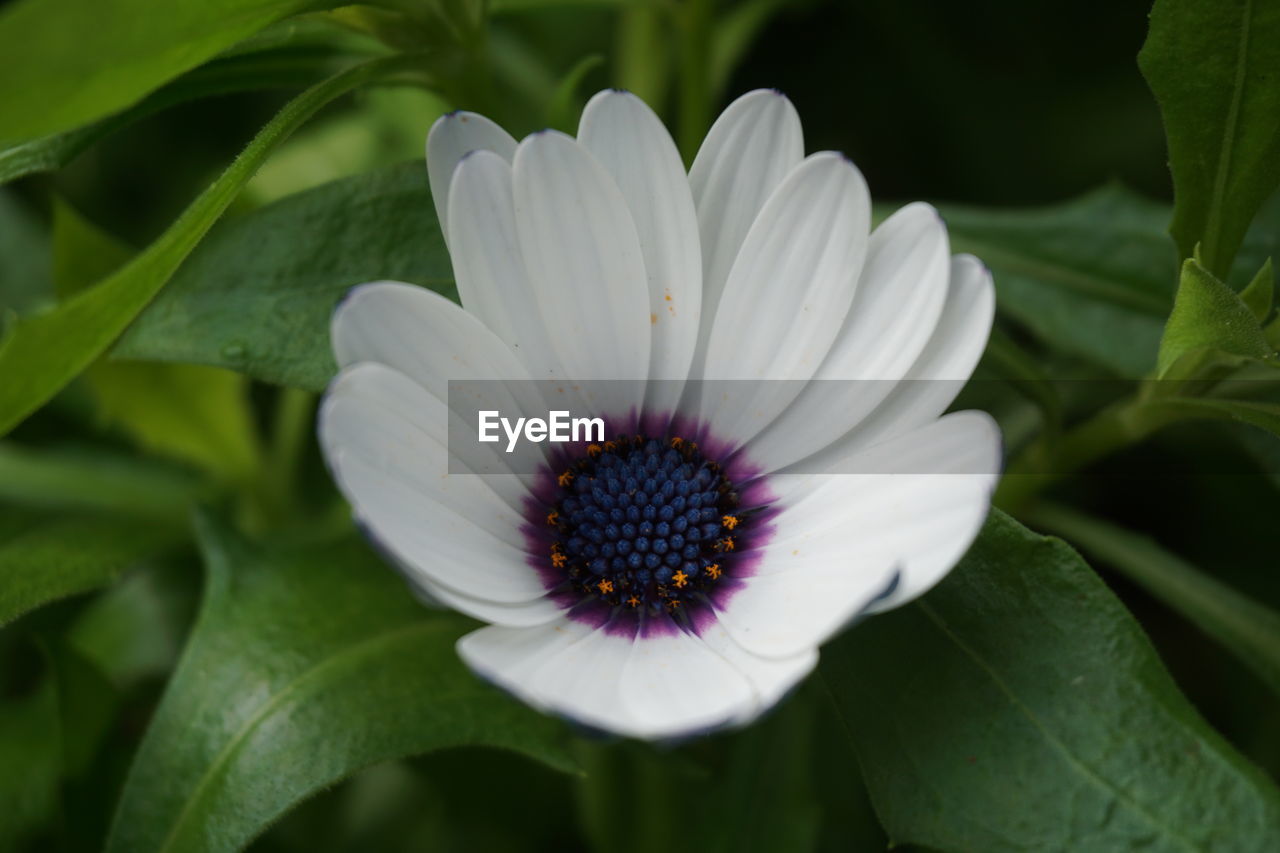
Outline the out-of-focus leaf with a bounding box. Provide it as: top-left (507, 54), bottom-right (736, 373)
top-left (52, 200), bottom-right (263, 483)
top-left (106, 512), bottom-right (575, 853)
top-left (0, 516), bottom-right (178, 628)
top-left (0, 41), bottom-right (361, 186)
top-left (1240, 257), bottom-right (1275, 322)
top-left (51, 640), bottom-right (121, 778)
top-left (940, 185), bottom-right (1176, 377)
top-left (1139, 0), bottom-right (1280, 278)
top-left (546, 54), bottom-right (605, 133)
top-left (0, 190), bottom-right (51, 318)
top-left (0, 650), bottom-right (60, 851)
top-left (575, 696), bottom-right (820, 853)
top-left (245, 87), bottom-right (450, 204)
top-left (0, 444), bottom-right (209, 520)
top-left (709, 0), bottom-right (798, 101)
top-left (821, 509), bottom-right (1280, 851)
top-left (1157, 257), bottom-right (1275, 378)
top-left (0, 0), bottom-right (338, 143)
top-left (115, 161), bottom-right (455, 391)
top-left (65, 566), bottom-right (193, 688)
top-left (1028, 502), bottom-right (1280, 699)
top-left (0, 55), bottom-right (417, 437)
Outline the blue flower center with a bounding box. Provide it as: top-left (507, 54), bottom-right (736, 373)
top-left (545, 435), bottom-right (746, 618)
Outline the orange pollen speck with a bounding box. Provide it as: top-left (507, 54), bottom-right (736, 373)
top-left (705, 563), bottom-right (722, 579)
top-left (721, 515), bottom-right (739, 530)
top-left (671, 436), bottom-right (684, 448)
top-left (587, 444), bottom-right (602, 457)
top-left (558, 470), bottom-right (574, 487)
top-left (598, 579), bottom-right (615, 594)
top-left (550, 551), bottom-right (566, 568)
top-left (626, 595), bottom-right (640, 608)
top-left (716, 537), bottom-right (736, 552)
top-left (672, 570), bottom-right (690, 588)
top-left (546, 511), bottom-right (559, 526)
top-left (603, 440), bottom-right (617, 452)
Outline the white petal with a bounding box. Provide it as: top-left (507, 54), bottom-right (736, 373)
top-left (689, 89), bottom-right (804, 369)
top-left (718, 412), bottom-right (999, 658)
top-left (698, 621), bottom-right (817, 725)
top-left (426, 110), bottom-right (517, 244)
top-left (618, 629), bottom-right (755, 738)
top-left (800, 254), bottom-right (994, 466)
top-left (741, 202), bottom-right (951, 473)
top-left (458, 620), bottom-right (633, 733)
top-left (579, 90), bottom-right (702, 412)
top-left (320, 366), bottom-right (549, 605)
top-left (512, 130), bottom-right (651, 391)
top-left (447, 152), bottom-right (565, 379)
top-left (696, 153), bottom-right (871, 447)
top-left (331, 281), bottom-right (554, 480)
top-left (459, 619), bottom-right (762, 740)
top-left (332, 281), bottom-right (532, 390)
top-left (331, 448), bottom-right (549, 605)
top-left (401, 562), bottom-right (563, 627)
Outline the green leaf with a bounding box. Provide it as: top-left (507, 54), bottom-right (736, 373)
top-left (0, 190), bottom-right (51, 317)
top-left (0, 0), bottom-right (335, 143)
top-left (0, 515), bottom-right (179, 628)
top-left (0, 17), bottom-right (384, 184)
top-left (1027, 502), bottom-right (1280, 699)
top-left (115, 161), bottom-right (455, 391)
top-left (820, 509), bottom-right (1280, 851)
top-left (1156, 257), bottom-right (1274, 378)
top-left (939, 185), bottom-right (1177, 377)
top-left (575, 695), bottom-right (820, 853)
top-left (1139, 0), bottom-right (1280, 278)
top-left (546, 54), bottom-right (605, 133)
top-left (0, 55), bottom-right (416, 438)
top-left (106, 512), bottom-right (575, 853)
top-left (0, 443), bottom-right (211, 520)
top-left (53, 198), bottom-right (264, 482)
top-left (0, 649), bottom-right (61, 851)
top-left (1240, 257), bottom-right (1275, 322)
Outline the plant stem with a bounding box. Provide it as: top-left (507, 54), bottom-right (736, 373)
top-left (994, 396), bottom-right (1180, 512)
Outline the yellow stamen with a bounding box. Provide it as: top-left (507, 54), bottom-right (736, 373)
top-left (671, 436), bottom-right (684, 449)
top-left (603, 440), bottom-right (618, 453)
top-left (598, 579), bottom-right (614, 594)
top-left (546, 510), bottom-right (559, 526)
top-left (721, 514), bottom-right (739, 530)
top-left (672, 570), bottom-right (689, 588)
top-left (587, 443), bottom-right (603, 457)
top-left (551, 551), bottom-right (566, 568)
top-left (626, 595), bottom-right (640, 608)
top-left (705, 563), bottom-right (722, 579)
top-left (558, 470), bottom-right (574, 487)
top-left (715, 537), bottom-right (736, 552)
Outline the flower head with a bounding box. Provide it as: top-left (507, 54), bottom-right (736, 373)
top-left (319, 89), bottom-right (1000, 740)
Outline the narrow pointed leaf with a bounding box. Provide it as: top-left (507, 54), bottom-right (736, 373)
top-left (1139, 0), bottom-right (1280, 277)
top-left (0, 0), bottom-right (337, 143)
top-left (0, 55), bottom-right (414, 437)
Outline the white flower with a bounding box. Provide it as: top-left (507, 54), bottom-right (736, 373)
top-left (318, 89), bottom-right (1000, 740)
